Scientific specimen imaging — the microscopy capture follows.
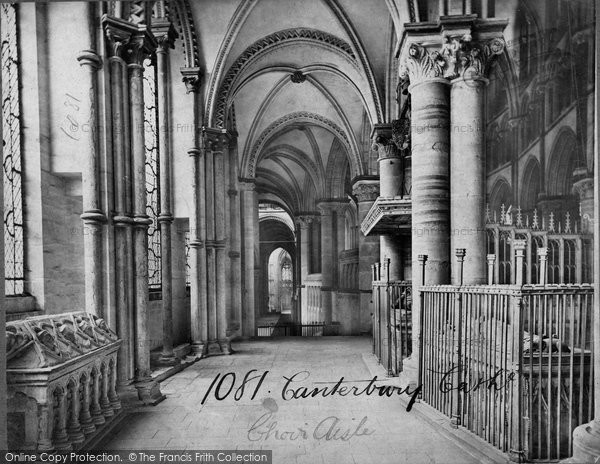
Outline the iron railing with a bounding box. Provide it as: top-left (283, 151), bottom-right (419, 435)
top-left (420, 283), bottom-right (593, 461)
top-left (371, 262), bottom-right (412, 376)
top-left (256, 322), bottom-right (340, 337)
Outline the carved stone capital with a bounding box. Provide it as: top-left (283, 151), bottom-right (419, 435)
top-left (572, 171), bottom-right (594, 201)
top-left (181, 67), bottom-right (203, 94)
top-left (399, 34), bottom-right (505, 86)
top-left (441, 34), bottom-right (505, 81)
top-left (152, 19), bottom-right (178, 52)
top-left (352, 180), bottom-right (379, 203)
top-left (399, 43), bottom-right (448, 86)
top-left (102, 15), bottom-right (137, 58)
top-left (203, 127), bottom-right (230, 152)
top-left (295, 214), bottom-right (316, 228)
top-left (371, 124), bottom-right (401, 160)
top-left (125, 27), bottom-right (157, 66)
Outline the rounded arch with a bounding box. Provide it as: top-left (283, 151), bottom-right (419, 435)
top-left (547, 127), bottom-right (579, 196)
top-left (520, 157), bottom-right (541, 211)
top-left (489, 177), bottom-right (512, 212)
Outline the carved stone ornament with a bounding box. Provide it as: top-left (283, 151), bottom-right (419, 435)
top-left (290, 71), bottom-right (306, 84)
top-left (352, 181), bottom-right (380, 203)
top-left (441, 34), bottom-right (505, 80)
top-left (6, 312), bottom-right (120, 369)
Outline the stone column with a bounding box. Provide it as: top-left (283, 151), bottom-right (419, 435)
top-left (317, 202), bottom-right (338, 325)
top-left (400, 42), bottom-right (451, 387)
top-left (205, 129), bottom-right (232, 354)
top-left (104, 19), bottom-right (135, 384)
top-left (568, 20), bottom-right (600, 461)
top-left (228, 137), bottom-right (243, 337)
top-left (352, 179), bottom-right (380, 333)
top-left (76, 49), bottom-right (105, 317)
top-left (154, 22), bottom-right (178, 366)
top-left (373, 124), bottom-right (404, 280)
top-left (127, 29), bottom-right (164, 405)
top-left (182, 68), bottom-right (206, 356)
top-left (447, 36), bottom-right (504, 285)
top-left (240, 180), bottom-right (257, 337)
top-left (296, 216), bottom-right (313, 324)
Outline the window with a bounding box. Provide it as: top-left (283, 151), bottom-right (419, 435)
top-left (2, 3), bottom-right (25, 296)
top-left (143, 57), bottom-right (161, 290)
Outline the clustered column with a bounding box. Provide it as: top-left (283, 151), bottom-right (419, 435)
top-left (102, 18), bottom-right (164, 403)
top-left (352, 179), bottom-right (380, 333)
top-left (181, 67), bottom-right (206, 356)
top-left (153, 21), bottom-right (178, 366)
top-left (398, 30), bottom-right (505, 385)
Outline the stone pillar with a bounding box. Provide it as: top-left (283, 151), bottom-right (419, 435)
top-left (296, 216), bottom-right (313, 324)
top-left (153, 23), bottom-right (178, 366)
top-left (447, 36), bottom-right (504, 285)
top-left (352, 179), bottom-right (380, 333)
top-left (240, 180), bottom-right (257, 337)
top-left (317, 204), bottom-right (334, 324)
top-left (126, 30), bottom-right (164, 405)
top-left (104, 19), bottom-right (135, 384)
top-left (228, 137), bottom-right (243, 338)
top-left (373, 124), bottom-right (404, 280)
top-left (399, 42), bottom-right (451, 387)
top-left (568, 21), bottom-right (600, 460)
top-left (76, 49), bottom-right (105, 317)
top-left (182, 68), bottom-right (207, 356)
top-left (205, 128), bottom-right (232, 354)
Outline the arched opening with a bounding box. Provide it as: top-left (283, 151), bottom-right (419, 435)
top-left (267, 247), bottom-right (293, 314)
top-left (258, 204), bottom-right (297, 326)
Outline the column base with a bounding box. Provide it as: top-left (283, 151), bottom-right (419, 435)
top-left (191, 342), bottom-right (207, 357)
top-left (157, 352), bottom-right (179, 367)
top-left (562, 420), bottom-right (600, 463)
top-left (206, 339), bottom-right (234, 356)
top-left (398, 355), bottom-right (420, 393)
top-left (134, 378), bottom-right (166, 406)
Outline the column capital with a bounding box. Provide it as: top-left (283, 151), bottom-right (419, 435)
top-left (572, 170), bottom-right (594, 201)
top-left (295, 214), bottom-right (316, 229)
top-left (151, 19), bottom-right (178, 52)
top-left (202, 127), bottom-right (230, 151)
top-left (316, 199), bottom-right (349, 215)
top-left (441, 34), bottom-right (505, 82)
top-left (238, 177), bottom-right (256, 191)
top-left (125, 27), bottom-right (157, 66)
top-left (371, 124), bottom-right (402, 160)
top-left (181, 67), bottom-right (203, 94)
top-left (398, 21), bottom-right (506, 86)
top-left (352, 179), bottom-right (379, 203)
top-left (102, 14), bottom-right (137, 58)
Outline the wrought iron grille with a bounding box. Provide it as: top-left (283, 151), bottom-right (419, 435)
top-left (2, 3), bottom-right (24, 296)
top-left (143, 57), bottom-right (161, 290)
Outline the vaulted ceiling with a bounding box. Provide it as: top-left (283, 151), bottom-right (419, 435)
top-left (190, 0), bottom-right (409, 214)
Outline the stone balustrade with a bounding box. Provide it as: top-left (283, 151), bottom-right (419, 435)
top-left (6, 312), bottom-right (122, 451)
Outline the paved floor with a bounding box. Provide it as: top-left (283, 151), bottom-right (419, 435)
top-left (101, 337), bottom-right (489, 464)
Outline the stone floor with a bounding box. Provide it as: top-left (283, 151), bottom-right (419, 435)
top-left (100, 337), bottom-right (503, 464)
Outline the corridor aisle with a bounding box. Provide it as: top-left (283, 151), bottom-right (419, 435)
top-left (100, 337), bottom-right (496, 464)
